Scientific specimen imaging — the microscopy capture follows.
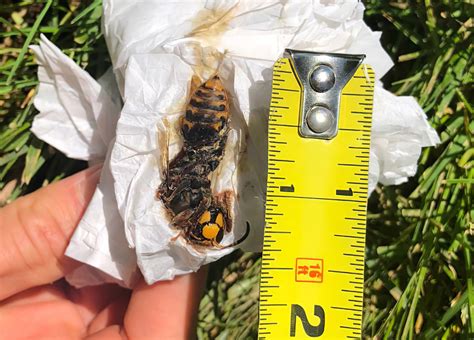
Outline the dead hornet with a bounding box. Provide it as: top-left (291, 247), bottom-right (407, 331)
top-left (157, 75), bottom-right (249, 249)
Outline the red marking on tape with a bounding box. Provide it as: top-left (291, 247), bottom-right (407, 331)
top-left (295, 258), bottom-right (323, 283)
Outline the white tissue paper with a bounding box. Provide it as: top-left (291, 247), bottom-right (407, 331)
top-left (31, 0), bottom-right (439, 287)
top-left (31, 35), bottom-right (139, 287)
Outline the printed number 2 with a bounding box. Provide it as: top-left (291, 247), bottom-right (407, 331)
top-left (290, 304), bottom-right (325, 337)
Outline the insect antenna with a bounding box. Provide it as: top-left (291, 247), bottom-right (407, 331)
top-left (218, 222), bottom-right (250, 249)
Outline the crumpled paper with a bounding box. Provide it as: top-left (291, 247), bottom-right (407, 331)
top-left (370, 86), bottom-right (440, 187)
top-left (31, 36), bottom-right (139, 287)
top-left (31, 0), bottom-right (439, 287)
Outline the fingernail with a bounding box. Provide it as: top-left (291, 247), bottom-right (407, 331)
top-left (70, 164), bottom-right (103, 206)
top-left (86, 162), bottom-right (104, 174)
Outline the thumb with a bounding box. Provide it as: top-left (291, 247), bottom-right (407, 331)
top-left (0, 165), bottom-right (101, 300)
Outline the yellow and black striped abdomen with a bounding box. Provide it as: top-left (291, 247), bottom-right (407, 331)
top-left (181, 75), bottom-right (230, 145)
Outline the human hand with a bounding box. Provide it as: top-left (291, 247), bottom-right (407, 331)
top-left (0, 165), bottom-right (207, 339)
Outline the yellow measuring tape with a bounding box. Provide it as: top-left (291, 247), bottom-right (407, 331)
top-left (258, 51), bottom-right (374, 339)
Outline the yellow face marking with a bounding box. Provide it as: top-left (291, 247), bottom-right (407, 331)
top-left (202, 223), bottom-right (220, 240)
top-left (215, 212), bottom-right (224, 228)
top-left (198, 210), bottom-right (211, 224)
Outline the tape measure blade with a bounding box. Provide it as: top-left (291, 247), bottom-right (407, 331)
top-left (259, 57), bottom-right (375, 339)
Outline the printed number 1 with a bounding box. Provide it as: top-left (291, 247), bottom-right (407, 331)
top-left (290, 304), bottom-right (325, 337)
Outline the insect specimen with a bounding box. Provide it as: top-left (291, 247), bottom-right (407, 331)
top-left (157, 75), bottom-right (249, 248)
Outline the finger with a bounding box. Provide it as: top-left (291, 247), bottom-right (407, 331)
top-left (87, 294), bottom-right (130, 334)
top-left (0, 292), bottom-right (84, 339)
top-left (86, 325), bottom-right (123, 340)
top-left (124, 268), bottom-right (208, 340)
top-left (0, 165), bottom-right (101, 300)
top-left (0, 285), bottom-right (66, 308)
top-left (65, 283), bottom-right (130, 326)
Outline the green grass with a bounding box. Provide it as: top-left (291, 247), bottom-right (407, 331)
top-left (0, 1), bottom-right (472, 338)
top-left (0, 0), bottom-right (108, 204)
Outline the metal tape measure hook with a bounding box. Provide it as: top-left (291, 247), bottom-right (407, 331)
top-left (284, 49), bottom-right (365, 140)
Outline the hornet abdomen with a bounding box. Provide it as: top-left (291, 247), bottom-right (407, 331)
top-left (181, 76), bottom-right (230, 146)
